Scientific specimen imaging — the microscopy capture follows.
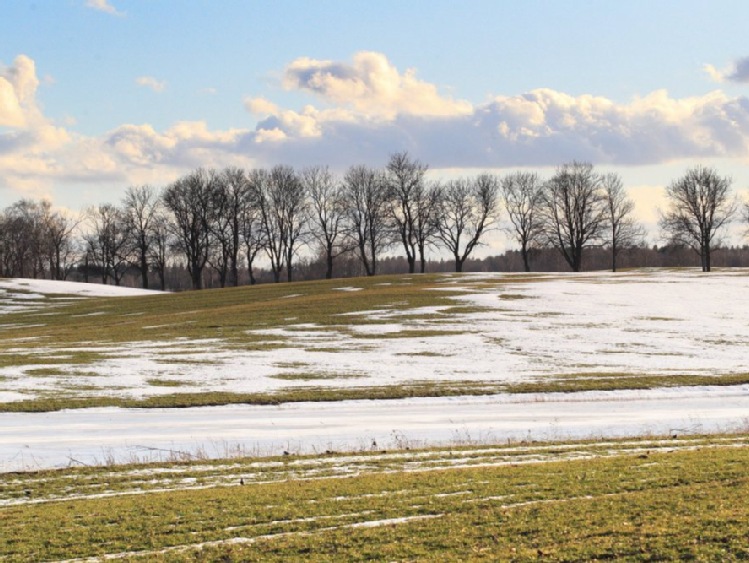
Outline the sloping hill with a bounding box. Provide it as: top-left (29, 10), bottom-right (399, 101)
top-left (1, 269), bottom-right (749, 412)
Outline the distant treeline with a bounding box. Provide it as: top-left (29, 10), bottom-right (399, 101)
top-left (0, 155), bottom-right (742, 291)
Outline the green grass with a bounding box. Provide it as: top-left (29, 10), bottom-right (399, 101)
top-left (2, 434), bottom-right (749, 561)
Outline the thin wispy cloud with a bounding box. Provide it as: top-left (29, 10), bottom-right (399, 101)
top-left (84, 0), bottom-right (125, 17)
top-left (704, 56), bottom-right (749, 84)
top-left (135, 76), bottom-right (167, 93)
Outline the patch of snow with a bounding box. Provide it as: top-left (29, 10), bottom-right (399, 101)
top-left (0, 278), bottom-right (163, 297)
top-left (3, 385), bottom-right (749, 472)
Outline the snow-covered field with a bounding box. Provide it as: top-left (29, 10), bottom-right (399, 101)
top-left (2, 269), bottom-right (749, 403)
top-left (1, 270), bottom-right (749, 471)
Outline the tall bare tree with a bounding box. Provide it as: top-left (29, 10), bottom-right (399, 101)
top-left (386, 151), bottom-right (429, 273)
top-left (659, 166), bottom-right (736, 272)
top-left (602, 173), bottom-right (645, 272)
top-left (242, 169), bottom-right (267, 285)
top-left (501, 172), bottom-right (544, 272)
top-left (208, 168), bottom-right (253, 287)
top-left (255, 166), bottom-right (307, 282)
top-left (342, 165), bottom-right (391, 276)
top-left (303, 165), bottom-right (349, 279)
top-left (122, 185), bottom-right (160, 289)
top-left (163, 169), bottom-right (215, 289)
top-left (435, 174), bottom-right (500, 273)
top-left (148, 209), bottom-right (172, 291)
top-left (85, 203), bottom-right (131, 285)
top-left (540, 161), bottom-right (607, 272)
top-left (45, 208), bottom-right (79, 281)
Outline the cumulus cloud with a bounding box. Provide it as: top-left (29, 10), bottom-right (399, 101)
top-left (704, 56), bottom-right (749, 84)
top-left (84, 0), bottom-right (124, 16)
top-left (6, 51), bottom-right (749, 208)
top-left (135, 76), bottom-right (166, 93)
top-left (282, 51), bottom-right (473, 118)
top-left (245, 75), bottom-right (749, 169)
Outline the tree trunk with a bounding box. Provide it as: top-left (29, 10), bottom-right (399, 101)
top-left (418, 244), bottom-right (426, 273)
top-left (190, 265), bottom-right (203, 290)
top-left (704, 245), bottom-right (711, 272)
top-left (521, 246), bottom-right (531, 272)
top-left (407, 255), bottom-right (415, 274)
top-left (455, 255), bottom-right (463, 273)
top-left (140, 248), bottom-right (149, 289)
top-left (325, 247), bottom-right (334, 279)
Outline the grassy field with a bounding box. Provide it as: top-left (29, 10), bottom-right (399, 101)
top-left (2, 434), bottom-right (749, 561)
top-left (3, 271), bottom-right (749, 412)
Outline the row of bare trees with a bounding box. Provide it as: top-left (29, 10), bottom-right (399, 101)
top-left (500, 162), bottom-right (737, 273)
top-left (0, 158), bottom-right (739, 289)
top-left (157, 155), bottom-right (502, 288)
top-left (0, 199), bottom-right (78, 280)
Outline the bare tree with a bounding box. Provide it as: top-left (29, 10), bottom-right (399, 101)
top-left (435, 174), bottom-right (500, 273)
top-left (540, 161), bottom-right (607, 272)
top-left (256, 165), bottom-right (307, 283)
top-left (148, 209), bottom-right (172, 291)
top-left (162, 169), bottom-right (215, 289)
top-left (385, 151), bottom-right (429, 273)
top-left (122, 185), bottom-right (160, 289)
top-left (45, 208), bottom-right (80, 280)
top-left (85, 203), bottom-right (131, 285)
top-left (501, 172), bottom-right (544, 272)
top-left (342, 165), bottom-right (391, 276)
top-left (303, 165), bottom-right (350, 279)
top-left (243, 169), bottom-right (268, 285)
top-left (205, 168), bottom-right (253, 287)
top-left (659, 166), bottom-right (736, 272)
top-left (602, 173), bottom-right (645, 272)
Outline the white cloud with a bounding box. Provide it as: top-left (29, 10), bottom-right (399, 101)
top-left (135, 76), bottom-right (166, 93)
top-left (282, 51), bottom-right (473, 119)
top-left (84, 0), bottom-right (124, 16)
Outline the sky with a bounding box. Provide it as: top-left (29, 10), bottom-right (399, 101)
top-left (1, 0), bottom-right (749, 245)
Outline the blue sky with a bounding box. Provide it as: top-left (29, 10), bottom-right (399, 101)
top-left (1, 0), bottom-right (749, 233)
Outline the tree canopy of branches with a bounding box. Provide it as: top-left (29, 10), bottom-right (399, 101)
top-left (436, 174), bottom-right (500, 272)
top-left (602, 173), bottom-right (644, 272)
top-left (540, 162), bottom-right (607, 272)
top-left (342, 165), bottom-right (391, 276)
top-left (501, 172), bottom-right (544, 272)
top-left (659, 166), bottom-right (736, 272)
